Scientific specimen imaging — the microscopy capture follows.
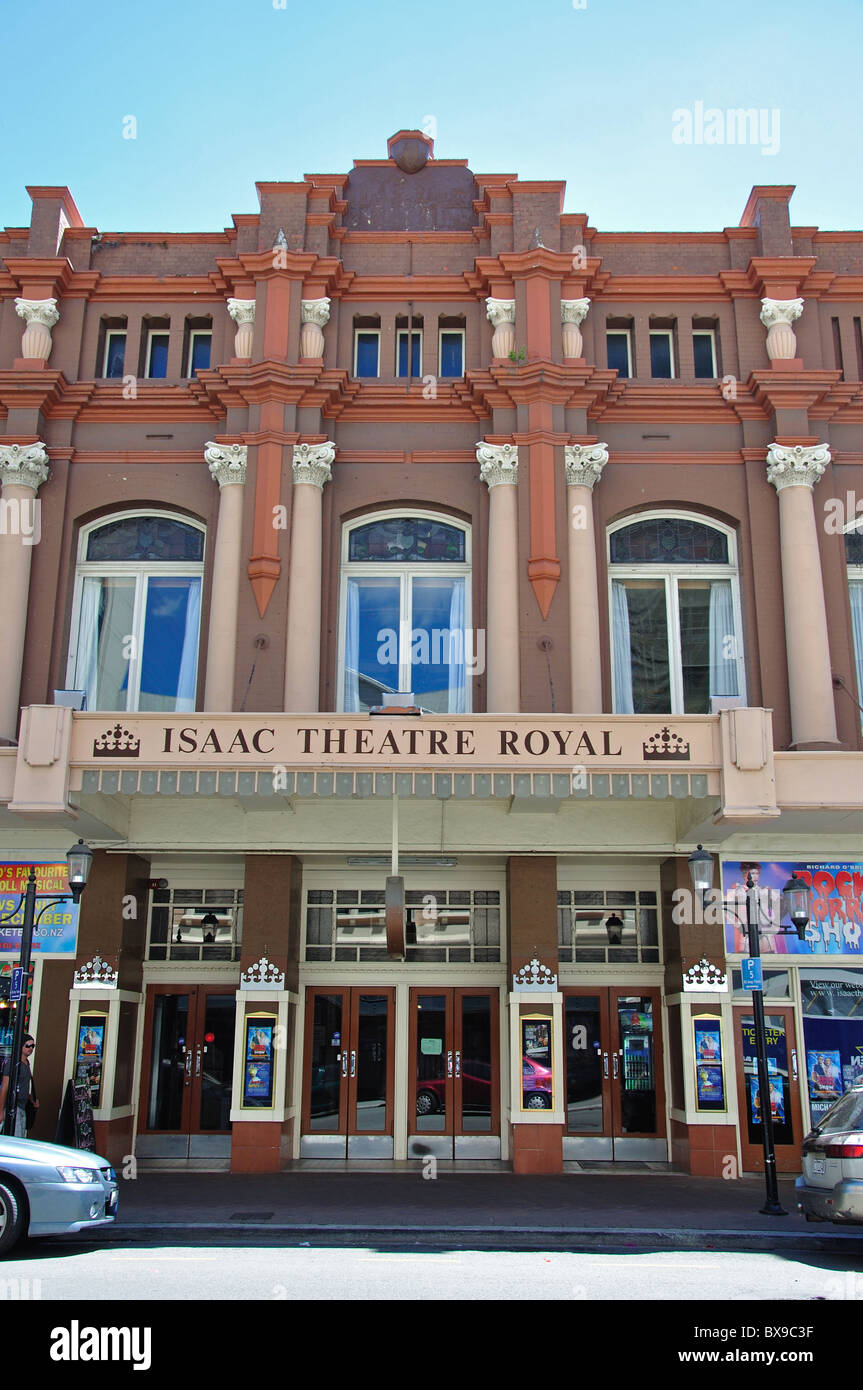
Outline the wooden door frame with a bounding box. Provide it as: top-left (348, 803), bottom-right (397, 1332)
top-left (409, 987), bottom-right (453, 1137)
top-left (347, 987), bottom-right (396, 1137)
top-left (562, 987), bottom-right (613, 1139)
top-left (138, 984), bottom-right (195, 1136)
top-left (301, 986), bottom-right (397, 1139)
top-left (187, 986), bottom-right (237, 1135)
top-left (733, 1003), bottom-right (803, 1172)
top-left (301, 986), bottom-right (351, 1138)
top-left (609, 986), bottom-right (666, 1141)
top-left (454, 987), bottom-right (500, 1138)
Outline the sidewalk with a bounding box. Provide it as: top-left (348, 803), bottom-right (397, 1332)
top-left (98, 1170), bottom-right (863, 1252)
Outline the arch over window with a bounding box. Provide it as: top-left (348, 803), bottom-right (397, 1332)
top-left (608, 511), bottom-right (745, 715)
top-left (68, 510), bottom-right (205, 713)
top-left (338, 510), bottom-right (473, 714)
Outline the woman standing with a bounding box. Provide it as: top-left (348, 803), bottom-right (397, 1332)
top-left (0, 1034), bottom-right (38, 1137)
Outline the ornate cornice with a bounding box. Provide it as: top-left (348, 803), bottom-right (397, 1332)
top-left (485, 297), bottom-right (516, 328)
top-left (564, 442), bottom-right (608, 489)
top-left (766, 441), bottom-right (831, 492)
top-left (14, 297), bottom-right (60, 328)
top-left (301, 297), bottom-right (331, 326)
top-left (0, 441), bottom-right (50, 493)
top-left (205, 441), bottom-right (248, 487)
top-left (760, 297), bottom-right (804, 328)
top-left (226, 298), bottom-right (256, 325)
top-left (477, 441), bottom-right (518, 487)
top-left (561, 298), bottom-right (591, 325)
top-left (292, 441), bottom-right (335, 488)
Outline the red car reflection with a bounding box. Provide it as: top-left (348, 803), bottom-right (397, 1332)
top-left (415, 1057), bottom-right (553, 1115)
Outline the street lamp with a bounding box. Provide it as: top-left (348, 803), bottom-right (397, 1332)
top-left (0, 841), bottom-right (93, 1136)
top-left (781, 873), bottom-right (811, 942)
top-left (687, 844), bottom-right (714, 899)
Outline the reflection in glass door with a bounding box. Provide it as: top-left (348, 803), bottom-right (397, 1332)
top-left (138, 986), bottom-right (235, 1158)
top-left (409, 989), bottom-right (499, 1159)
top-left (563, 988), bottom-right (666, 1161)
top-left (734, 1006), bottom-right (802, 1172)
top-left (301, 988), bottom-right (395, 1157)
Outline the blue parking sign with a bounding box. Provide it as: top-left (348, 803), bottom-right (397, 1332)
top-left (10, 967), bottom-right (23, 1001)
top-left (741, 957), bottom-right (763, 991)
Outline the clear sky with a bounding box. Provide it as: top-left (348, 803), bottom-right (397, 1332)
top-left (2, 0), bottom-right (861, 235)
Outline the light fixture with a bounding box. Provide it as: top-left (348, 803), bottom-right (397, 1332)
top-left (347, 855), bottom-right (457, 868)
top-left (605, 912), bottom-right (624, 946)
top-left (781, 872), bottom-right (811, 942)
top-left (66, 840), bottom-right (94, 904)
top-left (687, 844), bottom-right (714, 896)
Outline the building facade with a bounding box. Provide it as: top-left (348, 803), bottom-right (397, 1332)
top-left (2, 131), bottom-right (863, 1176)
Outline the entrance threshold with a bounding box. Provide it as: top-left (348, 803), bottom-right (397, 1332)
top-left (136, 1158), bottom-right (231, 1173)
top-left (563, 1160), bottom-right (678, 1174)
top-left (284, 1159), bottom-right (514, 1174)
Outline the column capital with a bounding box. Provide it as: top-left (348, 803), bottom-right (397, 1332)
top-left (292, 441), bottom-right (334, 488)
top-left (14, 298), bottom-right (60, 329)
top-left (565, 442), bottom-right (608, 489)
top-left (477, 441), bottom-right (519, 487)
top-left (0, 442), bottom-right (50, 493)
top-left (205, 441), bottom-right (248, 487)
top-left (485, 297), bottom-right (516, 328)
top-left (561, 298), bottom-right (591, 325)
top-left (301, 297), bottom-right (331, 326)
top-left (766, 441), bottom-right (830, 492)
top-left (759, 297), bottom-right (804, 329)
top-left (226, 298), bottom-right (256, 325)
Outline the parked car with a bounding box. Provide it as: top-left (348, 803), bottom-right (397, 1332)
top-left (0, 1135), bottom-right (118, 1257)
top-left (795, 1082), bottom-right (863, 1225)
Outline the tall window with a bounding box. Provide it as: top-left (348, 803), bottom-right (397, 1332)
top-left (338, 513), bottom-right (472, 713)
top-left (609, 513), bottom-right (745, 714)
top-left (846, 523), bottom-right (863, 728)
top-left (67, 513), bottom-right (205, 712)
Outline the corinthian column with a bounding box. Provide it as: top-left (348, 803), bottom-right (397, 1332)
top-left (203, 443), bottom-right (248, 710)
top-left (760, 299), bottom-right (804, 362)
top-left (486, 299), bottom-right (516, 359)
top-left (766, 442), bottom-right (838, 746)
top-left (284, 443), bottom-right (334, 711)
top-left (300, 298), bottom-right (331, 358)
top-left (561, 299), bottom-right (590, 359)
top-left (565, 443), bottom-right (607, 712)
top-left (0, 443), bottom-right (49, 741)
top-left (478, 442), bottom-right (520, 711)
top-left (15, 299), bottom-right (60, 362)
top-left (227, 299), bottom-right (256, 358)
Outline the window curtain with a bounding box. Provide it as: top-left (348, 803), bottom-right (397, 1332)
top-left (708, 579), bottom-right (738, 697)
top-left (75, 577), bottom-right (102, 711)
top-left (343, 578), bottom-right (360, 711)
top-left (175, 578), bottom-right (202, 711)
top-left (612, 580), bottom-right (635, 713)
top-left (447, 578), bottom-right (466, 714)
top-left (849, 580), bottom-right (863, 729)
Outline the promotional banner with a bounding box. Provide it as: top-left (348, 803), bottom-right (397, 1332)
top-left (722, 861), bottom-right (863, 956)
top-left (0, 863), bottom-right (79, 957)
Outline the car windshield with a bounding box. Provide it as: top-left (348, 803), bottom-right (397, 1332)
top-left (816, 1087), bottom-right (863, 1135)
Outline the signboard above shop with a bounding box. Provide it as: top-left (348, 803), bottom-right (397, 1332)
top-left (0, 863), bottom-right (79, 957)
top-left (723, 860), bottom-right (863, 958)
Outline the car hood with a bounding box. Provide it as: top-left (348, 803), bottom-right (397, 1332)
top-left (0, 1135), bottom-right (109, 1168)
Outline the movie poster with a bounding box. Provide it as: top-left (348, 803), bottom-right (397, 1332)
top-left (749, 1075), bottom-right (786, 1126)
top-left (693, 1016), bottom-right (726, 1111)
top-left (243, 1019), bottom-right (274, 1108)
top-left (807, 1049), bottom-right (843, 1104)
top-left (722, 861), bottom-right (863, 956)
top-left (76, 1017), bottom-right (105, 1107)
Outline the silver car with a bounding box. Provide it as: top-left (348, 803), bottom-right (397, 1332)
top-left (796, 1082), bottom-right (863, 1225)
top-left (0, 1135), bottom-right (118, 1256)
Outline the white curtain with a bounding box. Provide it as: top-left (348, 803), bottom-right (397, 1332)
top-left (612, 581), bottom-right (634, 713)
top-left (343, 578), bottom-right (360, 711)
top-left (447, 578), bottom-right (466, 714)
top-left (75, 577), bottom-right (102, 711)
top-left (850, 581), bottom-right (863, 729)
top-left (708, 579), bottom-right (738, 697)
top-left (175, 578), bottom-right (202, 711)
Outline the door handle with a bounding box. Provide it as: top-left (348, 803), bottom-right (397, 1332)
top-left (447, 1050), bottom-right (453, 1078)
top-left (184, 1048), bottom-right (192, 1084)
top-left (612, 1053), bottom-right (619, 1080)
top-left (195, 1045), bottom-right (202, 1078)
top-left (602, 1051), bottom-right (609, 1078)
top-left (350, 1049), bottom-right (356, 1079)
top-left (455, 1050), bottom-right (461, 1078)
top-left (791, 1049), bottom-right (798, 1082)
top-left (341, 1051), bottom-right (347, 1078)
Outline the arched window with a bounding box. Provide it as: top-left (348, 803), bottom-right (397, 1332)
top-left (67, 512), bottom-right (205, 712)
top-left (608, 512), bottom-right (745, 715)
top-left (338, 512), bottom-right (473, 713)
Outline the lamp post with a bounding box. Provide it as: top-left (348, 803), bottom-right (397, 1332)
top-left (1, 840), bottom-right (93, 1136)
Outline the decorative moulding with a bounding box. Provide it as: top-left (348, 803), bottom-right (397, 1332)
top-left (73, 956), bottom-right (118, 989)
top-left (205, 441), bottom-right (248, 488)
top-left (564, 442), bottom-right (608, 490)
top-left (512, 957), bottom-right (558, 992)
top-left (292, 441), bottom-right (335, 489)
top-left (0, 441), bottom-right (50, 493)
top-left (642, 727), bottom-right (691, 762)
top-left (241, 956), bottom-right (285, 990)
top-left (682, 958), bottom-right (728, 993)
top-left (477, 441), bottom-right (518, 488)
top-left (760, 298), bottom-right (804, 362)
top-left (766, 441), bottom-right (830, 492)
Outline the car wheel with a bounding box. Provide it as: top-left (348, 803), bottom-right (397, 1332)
top-left (525, 1092), bottom-right (551, 1110)
top-left (416, 1090), bottom-right (438, 1116)
top-left (0, 1180), bottom-right (26, 1257)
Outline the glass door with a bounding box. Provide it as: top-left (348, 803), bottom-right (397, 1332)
top-left (410, 989), bottom-right (500, 1158)
top-left (563, 987), bottom-right (666, 1161)
top-left (138, 985), bottom-right (235, 1158)
top-left (301, 988), bottom-right (395, 1157)
top-left (734, 1006), bottom-right (803, 1172)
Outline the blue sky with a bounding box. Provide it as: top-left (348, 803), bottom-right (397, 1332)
top-left (2, 0), bottom-right (861, 234)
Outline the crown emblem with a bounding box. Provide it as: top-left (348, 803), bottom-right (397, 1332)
top-left (93, 724), bottom-right (140, 758)
top-left (73, 955), bottom-right (119, 988)
top-left (642, 727), bottom-right (690, 761)
top-left (241, 955), bottom-right (285, 990)
top-left (682, 957), bottom-right (728, 993)
top-left (512, 957), bottom-right (558, 992)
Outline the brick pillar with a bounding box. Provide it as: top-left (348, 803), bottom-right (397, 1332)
top-left (507, 856), bottom-right (562, 1173)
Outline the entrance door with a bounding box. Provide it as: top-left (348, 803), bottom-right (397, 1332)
top-left (300, 987), bottom-right (395, 1157)
top-left (409, 988), bottom-right (500, 1159)
top-left (733, 1005), bottom-right (803, 1173)
top-left (563, 988), bottom-right (667, 1161)
top-left (138, 985), bottom-right (236, 1158)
